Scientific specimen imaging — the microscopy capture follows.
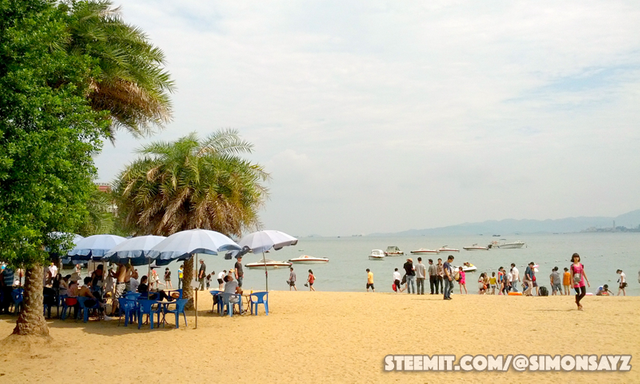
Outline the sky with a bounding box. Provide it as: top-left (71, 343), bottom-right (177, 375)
top-left (94, 0), bottom-right (640, 237)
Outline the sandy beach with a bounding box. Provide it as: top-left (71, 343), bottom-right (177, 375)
top-left (0, 291), bottom-right (638, 383)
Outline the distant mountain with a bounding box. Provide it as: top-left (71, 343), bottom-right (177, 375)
top-left (369, 209), bottom-right (640, 237)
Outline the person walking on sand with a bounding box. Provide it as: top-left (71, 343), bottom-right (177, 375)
top-left (443, 255), bottom-right (454, 300)
top-left (403, 258), bottom-right (416, 294)
top-left (392, 268), bottom-right (401, 293)
top-left (288, 267), bottom-right (297, 291)
top-left (458, 266), bottom-right (467, 294)
top-left (366, 269), bottom-right (375, 292)
top-left (570, 253), bottom-right (590, 310)
top-left (428, 259), bottom-right (437, 295)
top-left (436, 258), bottom-right (444, 294)
top-left (616, 269), bottom-right (627, 296)
top-left (510, 263), bottom-right (520, 293)
top-left (523, 262), bottom-right (535, 296)
top-left (562, 267), bottom-right (571, 295)
top-left (307, 269), bottom-right (316, 291)
top-left (415, 257), bottom-right (426, 295)
top-left (549, 267), bottom-right (562, 296)
top-left (198, 259), bottom-right (206, 291)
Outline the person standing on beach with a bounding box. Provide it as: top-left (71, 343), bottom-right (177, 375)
top-left (288, 267), bottom-right (297, 291)
top-left (164, 267), bottom-right (173, 289)
top-left (392, 268), bottom-right (401, 293)
top-left (549, 267), bottom-right (562, 295)
top-left (562, 267), bottom-right (571, 295)
top-left (570, 253), bottom-right (590, 310)
top-left (617, 269), bottom-right (627, 296)
top-left (510, 263), bottom-right (520, 293)
top-left (307, 269), bottom-right (316, 291)
top-left (217, 270), bottom-right (226, 290)
top-left (198, 259), bottom-right (206, 291)
top-left (178, 264), bottom-right (183, 289)
top-left (443, 255), bottom-right (454, 300)
top-left (523, 262), bottom-right (535, 296)
top-left (366, 269), bottom-right (375, 292)
top-left (436, 258), bottom-right (444, 295)
top-left (458, 266), bottom-right (467, 294)
top-left (428, 259), bottom-right (437, 294)
top-left (235, 256), bottom-right (244, 287)
top-left (415, 257), bottom-right (426, 295)
top-left (403, 258), bottom-right (416, 294)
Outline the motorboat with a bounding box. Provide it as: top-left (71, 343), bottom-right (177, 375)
top-left (463, 244), bottom-right (489, 251)
top-left (489, 240), bottom-right (525, 249)
top-left (245, 259), bottom-right (292, 269)
top-left (369, 249), bottom-right (385, 260)
top-left (438, 245), bottom-right (460, 252)
top-left (288, 255), bottom-right (329, 264)
top-left (410, 248), bottom-right (440, 254)
top-left (384, 246), bottom-right (404, 256)
top-left (453, 263), bottom-right (477, 273)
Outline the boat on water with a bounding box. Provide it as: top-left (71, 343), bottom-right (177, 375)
top-left (438, 245), bottom-right (460, 252)
top-left (245, 259), bottom-right (292, 269)
top-left (384, 246), bottom-right (404, 256)
top-left (454, 262), bottom-right (477, 273)
top-left (410, 248), bottom-right (440, 254)
top-left (369, 249), bottom-right (385, 260)
top-left (462, 244), bottom-right (489, 251)
top-left (489, 240), bottom-right (525, 249)
top-left (288, 255), bottom-right (329, 264)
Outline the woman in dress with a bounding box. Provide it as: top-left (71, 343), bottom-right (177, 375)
top-left (458, 267), bottom-right (467, 294)
top-left (570, 253), bottom-right (590, 310)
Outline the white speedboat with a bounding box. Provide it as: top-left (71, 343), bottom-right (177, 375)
top-left (410, 248), bottom-right (440, 254)
top-left (438, 245), bottom-right (460, 252)
top-left (288, 255), bottom-right (329, 264)
top-left (463, 244), bottom-right (489, 251)
top-left (490, 240), bottom-right (525, 249)
top-left (369, 249), bottom-right (385, 260)
top-left (384, 246), bottom-right (404, 256)
top-left (453, 263), bottom-right (477, 273)
top-left (245, 259), bottom-right (292, 269)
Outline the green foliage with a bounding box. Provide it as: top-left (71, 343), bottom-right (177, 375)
top-left (0, 0), bottom-right (108, 267)
top-left (114, 130), bottom-right (270, 237)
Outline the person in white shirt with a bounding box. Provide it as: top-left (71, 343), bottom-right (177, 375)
top-left (218, 270), bottom-right (226, 290)
top-left (617, 269), bottom-right (627, 296)
top-left (49, 262), bottom-right (58, 280)
top-left (392, 268), bottom-right (401, 293)
top-left (510, 263), bottom-right (520, 292)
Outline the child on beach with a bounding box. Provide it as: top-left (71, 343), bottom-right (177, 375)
top-left (366, 269), bottom-right (375, 292)
top-left (489, 272), bottom-right (497, 295)
top-left (164, 267), bottom-right (172, 289)
top-left (392, 268), bottom-right (401, 293)
top-left (307, 270), bottom-right (315, 291)
top-left (570, 253), bottom-right (590, 310)
top-left (478, 273), bottom-right (486, 294)
top-left (458, 267), bottom-right (467, 294)
top-left (617, 269), bottom-right (627, 296)
top-left (563, 267), bottom-right (571, 295)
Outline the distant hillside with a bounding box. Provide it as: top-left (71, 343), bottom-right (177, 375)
top-left (369, 209), bottom-right (640, 237)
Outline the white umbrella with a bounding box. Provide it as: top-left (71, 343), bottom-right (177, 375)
top-left (147, 229), bottom-right (240, 329)
top-left (238, 230), bottom-right (298, 291)
top-left (68, 234), bottom-right (126, 261)
top-left (104, 235), bottom-right (166, 266)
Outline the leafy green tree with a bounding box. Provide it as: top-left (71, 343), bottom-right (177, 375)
top-left (114, 130), bottom-right (269, 307)
top-left (0, 0), bottom-right (108, 336)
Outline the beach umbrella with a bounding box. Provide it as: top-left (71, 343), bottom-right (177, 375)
top-left (104, 235), bottom-right (166, 266)
top-left (238, 230), bottom-right (298, 291)
top-left (68, 234), bottom-right (126, 261)
top-left (148, 229), bottom-right (241, 329)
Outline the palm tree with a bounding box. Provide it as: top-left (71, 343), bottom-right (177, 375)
top-left (114, 129), bottom-right (269, 307)
top-left (65, 0), bottom-right (175, 138)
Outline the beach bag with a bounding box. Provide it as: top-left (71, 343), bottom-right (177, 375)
top-left (454, 272), bottom-right (460, 281)
top-left (571, 264), bottom-right (582, 284)
top-left (392, 283), bottom-right (397, 292)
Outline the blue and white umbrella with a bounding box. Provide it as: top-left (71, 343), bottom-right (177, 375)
top-left (68, 234), bottom-right (126, 261)
top-left (147, 229), bottom-right (241, 263)
top-left (104, 235), bottom-right (166, 266)
top-left (238, 230), bottom-right (298, 291)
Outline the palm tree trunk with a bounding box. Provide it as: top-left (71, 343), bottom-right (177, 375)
top-left (182, 257), bottom-right (194, 310)
top-left (12, 265), bottom-right (49, 336)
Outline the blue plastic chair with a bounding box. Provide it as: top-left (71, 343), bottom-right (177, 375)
top-left (249, 291), bottom-right (269, 316)
top-left (209, 290), bottom-right (222, 313)
top-left (124, 292), bottom-right (141, 300)
top-left (163, 299), bottom-right (188, 329)
top-left (167, 289), bottom-right (183, 299)
top-left (77, 296), bottom-right (101, 323)
top-left (11, 288), bottom-right (24, 314)
top-left (137, 299), bottom-right (161, 329)
top-left (117, 298), bottom-right (138, 327)
top-left (221, 293), bottom-right (242, 317)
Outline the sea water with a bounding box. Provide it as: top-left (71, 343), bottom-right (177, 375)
top-left (164, 232), bottom-right (640, 295)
